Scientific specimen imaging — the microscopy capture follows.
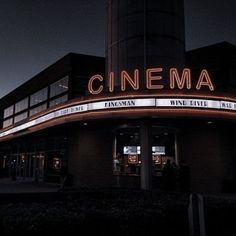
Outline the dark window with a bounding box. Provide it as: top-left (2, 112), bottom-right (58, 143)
top-left (15, 97), bottom-right (29, 113)
top-left (49, 94), bottom-right (68, 108)
top-left (3, 105), bottom-right (14, 118)
top-left (3, 118), bottom-right (13, 128)
top-left (29, 103), bottom-right (47, 117)
top-left (50, 76), bottom-right (69, 98)
top-left (14, 112), bottom-right (28, 123)
top-left (30, 87), bottom-right (48, 106)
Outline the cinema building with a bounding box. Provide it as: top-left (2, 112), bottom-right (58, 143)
top-left (0, 0), bottom-right (236, 193)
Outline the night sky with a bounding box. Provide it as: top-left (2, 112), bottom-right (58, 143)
top-left (0, 0), bottom-right (235, 97)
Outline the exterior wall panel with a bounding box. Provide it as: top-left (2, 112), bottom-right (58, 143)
top-left (68, 125), bottom-right (113, 187)
top-left (179, 124), bottom-right (236, 193)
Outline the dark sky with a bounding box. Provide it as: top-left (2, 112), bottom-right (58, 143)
top-left (0, 0), bottom-right (235, 97)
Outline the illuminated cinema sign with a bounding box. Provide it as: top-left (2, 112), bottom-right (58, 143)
top-left (88, 68), bottom-right (215, 94)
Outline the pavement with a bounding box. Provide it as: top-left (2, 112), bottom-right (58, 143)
top-left (0, 178), bottom-right (61, 193)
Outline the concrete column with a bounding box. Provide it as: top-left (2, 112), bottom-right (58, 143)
top-left (140, 120), bottom-right (152, 190)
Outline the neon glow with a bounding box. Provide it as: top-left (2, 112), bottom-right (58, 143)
top-left (170, 68), bottom-right (191, 90)
top-left (146, 68), bottom-right (164, 90)
top-left (108, 72), bottom-right (115, 92)
top-left (121, 69), bottom-right (139, 91)
top-left (196, 70), bottom-right (215, 91)
top-left (88, 75), bottom-right (104, 95)
top-left (88, 68), bottom-right (215, 94)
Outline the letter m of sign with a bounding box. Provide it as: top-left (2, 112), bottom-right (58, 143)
top-left (170, 68), bottom-right (191, 90)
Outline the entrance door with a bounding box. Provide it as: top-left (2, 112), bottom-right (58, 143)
top-left (35, 153), bottom-right (45, 181)
top-left (113, 125), bottom-right (178, 188)
top-left (10, 153), bottom-right (34, 181)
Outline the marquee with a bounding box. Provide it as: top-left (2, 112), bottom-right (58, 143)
top-left (0, 97), bottom-right (235, 138)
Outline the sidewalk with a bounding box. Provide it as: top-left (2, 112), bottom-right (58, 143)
top-left (0, 178), bottom-right (61, 193)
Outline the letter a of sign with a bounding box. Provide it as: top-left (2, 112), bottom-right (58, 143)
top-left (196, 70), bottom-right (214, 91)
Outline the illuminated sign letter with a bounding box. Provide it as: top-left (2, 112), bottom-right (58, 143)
top-left (170, 68), bottom-right (191, 89)
top-left (121, 69), bottom-right (139, 91)
top-left (146, 68), bottom-right (164, 89)
top-left (108, 72), bottom-right (115, 92)
top-left (196, 70), bottom-right (214, 91)
top-left (88, 75), bottom-right (104, 95)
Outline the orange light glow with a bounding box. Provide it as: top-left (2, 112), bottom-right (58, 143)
top-left (108, 72), bottom-right (115, 92)
top-left (88, 75), bottom-right (104, 95)
top-left (121, 69), bottom-right (139, 91)
top-left (196, 70), bottom-right (215, 91)
top-left (146, 68), bottom-right (164, 89)
top-left (170, 68), bottom-right (191, 90)
top-left (88, 67), bottom-right (215, 94)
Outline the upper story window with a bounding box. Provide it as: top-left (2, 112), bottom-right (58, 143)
top-left (3, 105), bottom-right (14, 118)
top-left (30, 87), bottom-right (48, 107)
top-left (3, 118), bottom-right (13, 128)
top-left (15, 97), bottom-right (29, 113)
top-left (29, 103), bottom-right (47, 117)
top-left (14, 112), bottom-right (28, 123)
top-left (50, 76), bottom-right (69, 98)
top-left (49, 94), bottom-right (68, 108)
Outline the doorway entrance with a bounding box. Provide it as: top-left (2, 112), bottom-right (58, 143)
top-left (10, 152), bottom-right (45, 181)
top-left (113, 125), bottom-right (178, 188)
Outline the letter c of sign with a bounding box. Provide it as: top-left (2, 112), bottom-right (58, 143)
top-left (88, 75), bottom-right (104, 95)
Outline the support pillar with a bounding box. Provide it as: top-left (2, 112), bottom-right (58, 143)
top-left (140, 120), bottom-right (152, 190)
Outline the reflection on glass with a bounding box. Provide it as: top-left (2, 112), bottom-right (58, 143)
top-left (14, 112), bottom-right (28, 123)
top-left (3, 105), bottom-right (14, 118)
top-left (3, 118), bottom-right (13, 128)
top-left (49, 94), bottom-right (68, 107)
top-left (30, 87), bottom-right (48, 106)
top-left (50, 76), bottom-right (69, 98)
top-left (29, 103), bottom-right (47, 116)
top-left (15, 97), bottom-right (29, 113)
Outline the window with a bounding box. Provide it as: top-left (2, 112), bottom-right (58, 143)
top-left (52, 158), bottom-right (61, 170)
top-left (30, 87), bottom-right (48, 106)
top-left (29, 103), bottom-right (47, 116)
top-left (14, 112), bottom-right (28, 123)
top-left (15, 97), bottom-right (29, 113)
top-left (3, 118), bottom-right (13, 128)
top-left (114, 126), bottom-right (176, 177)
top-left (50, 76), bottom-right (69, 98)
top-left (3, 105), bottom-right (14, 118)
top-left (49, 94), bottom-right (68, 107)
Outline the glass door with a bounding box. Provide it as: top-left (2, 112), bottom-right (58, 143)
top-left (35, 153), bottom-right (45, 181)
top-left (10, 153), bottom-right (34, 181)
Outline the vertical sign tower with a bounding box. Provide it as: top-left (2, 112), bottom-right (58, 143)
top-left (106, 0), bottom-right (186, 190)
top-left (106, 0), bottom-right (186, 90)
